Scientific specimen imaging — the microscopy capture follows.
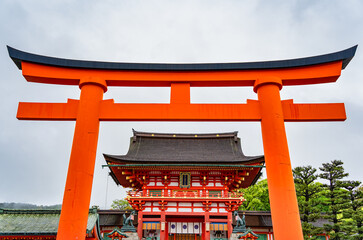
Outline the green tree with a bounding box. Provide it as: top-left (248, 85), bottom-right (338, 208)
top-left (111, 199), bottom-right (133, 210)
top-left (293, 165), bottom-right (324, 239)
top-left (319, 160), bottom-right (349, 240)
top-left (239, 179), bottom-right (270, 211)
top-left (340, 180), bottom-right (363, 240)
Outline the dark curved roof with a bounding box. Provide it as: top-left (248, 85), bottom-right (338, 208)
top-left (104, 130), bottom-right (264, 164)
top-left (7, 45), bottom-right (357, 71)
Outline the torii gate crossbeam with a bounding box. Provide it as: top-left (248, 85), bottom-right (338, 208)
top-left (7, 45), bottom-right (357, 240)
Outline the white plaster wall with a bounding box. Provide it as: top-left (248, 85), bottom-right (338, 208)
top-left (147, 182), bottom-right (155, 186)
top-left (178, 208), bottom-right (192, 212)
top-left (179, 202), bottom-right (191, 207)
top-left (166, 207), bottom-right (177, 212)
top-left (169, 182), bottom-right (178, 186)
top-left (192, 182), bottom-right (202, 187)
top-left (193, 208), bottom-right (204, 212)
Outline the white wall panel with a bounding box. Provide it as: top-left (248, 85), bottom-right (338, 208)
top-left (166, 207), bottom-right (177, 212)
top-left (153, 207), bottom-right (161, 212)
top-left (179, 202), bottom-right (192, 207)
top-left (156, 181), bottom-right (163, 186)
top-left (192, 182), bottom-right (202, 187)
top-left (193, 208), bottom-right (204, 212)
top-left (178, 208), bottom-right (192, 212)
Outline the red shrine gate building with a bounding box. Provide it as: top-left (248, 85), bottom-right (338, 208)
top-left (104, 130), bottom-right (266, 240)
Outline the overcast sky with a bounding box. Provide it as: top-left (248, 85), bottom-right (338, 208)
top-left (0, 0), bottom-right (362, 209)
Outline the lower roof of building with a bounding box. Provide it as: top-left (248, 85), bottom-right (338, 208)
top-left (0, 208), bottom-right (98, 236)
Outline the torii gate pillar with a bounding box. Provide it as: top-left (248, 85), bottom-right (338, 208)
top-left (57, 77), bottom-right (107, 240)
top-left (7, 45), bottom-right (357, 240)
top-left (255, 77), bottom-right (302, 238)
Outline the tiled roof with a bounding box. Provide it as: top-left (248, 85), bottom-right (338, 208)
top-left (0, 208), bottom-right (98, 235)
top-left (98, 210), bottom-right (137, 227)
top-left (104, 130), bottom-right (264, 164)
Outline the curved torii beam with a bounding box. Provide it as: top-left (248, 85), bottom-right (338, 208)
top-left (7, 45), bottom-right (357, 240)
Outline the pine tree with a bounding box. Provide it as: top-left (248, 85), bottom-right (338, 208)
top-left (111, 199), bottom-right (133, 210)
top-left (340, 180), bottom-right (363, 240)
top-left (293, 165), bottom-right (323, 239)
top-left (239, 179), bottom-right (270, 211)
top-left (319, 160), bottom-right (349, 240)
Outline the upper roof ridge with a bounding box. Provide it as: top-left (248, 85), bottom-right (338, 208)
top-left (132, 129), bottom-right (238, 139)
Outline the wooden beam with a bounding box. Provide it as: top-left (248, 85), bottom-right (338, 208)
top-left (17, 99), bottom-right (79, 120)
top-left (20, 60), bottom-right (343, 87)
top-left (17, 99), bottom-right (346, 122)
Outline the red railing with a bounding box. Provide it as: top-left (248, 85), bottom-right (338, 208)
top-left (127, 191), bottom-right (243, 200)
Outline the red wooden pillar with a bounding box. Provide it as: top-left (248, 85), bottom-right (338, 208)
top-left (160, 211), bottom-right (166, 240)
top-left (204, 213), bottom-right (210, 240)
top-left (57, 77), bottom-right (107, 240)
top-left (227, 211), bottom-right (232, 239)
top-left (138, 211), bottom-right (143, 239)
top-left (254, 77), bottom-right (303, 240)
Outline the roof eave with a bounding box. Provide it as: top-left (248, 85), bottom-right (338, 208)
top-left (7, 45), bottom-right (357, 71)
top-left (104, 153), bottom-right (265, 165)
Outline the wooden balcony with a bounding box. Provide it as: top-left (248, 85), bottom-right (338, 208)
top-left (126, 190), bottom-right (244, 202)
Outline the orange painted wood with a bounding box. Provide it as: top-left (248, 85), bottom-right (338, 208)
top-left (56, 82), bottom-right (104, 240)
top-left (17, 99), bottom-right (79, 120)
top-left (256, 79), bottom-right (303, 240)
top-left (170, 83), bottom-right (190, 104)
top-left (17, 100), bottom-right (346, 122)
top-left (99, 101), bottom-right (262, 121)
top-left (21, 60), bottom-right (342, 87)
top-left (281, 101), bottom-right (346, 122)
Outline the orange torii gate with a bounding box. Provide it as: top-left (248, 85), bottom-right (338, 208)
top-left (7, 45), bottom-right (357, 240)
